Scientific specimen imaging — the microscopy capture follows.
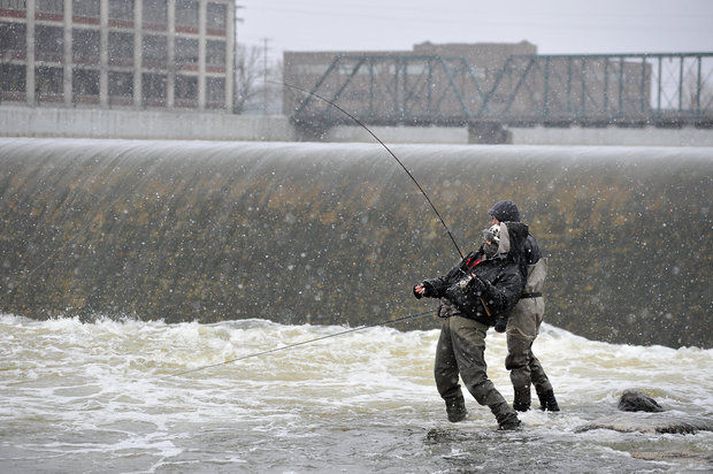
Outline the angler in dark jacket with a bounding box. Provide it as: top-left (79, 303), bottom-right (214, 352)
top-left (413, 221), bottom-right (528, 430)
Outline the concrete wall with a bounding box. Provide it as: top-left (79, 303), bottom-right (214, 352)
top-left (325, 124), bottom-right (713, 146)
top-left (0, 105), bottom-right (294, 141)
top-left (2, 105), bottom-right (713, 146)
top-left (326, 124), bottom-right (469, 144)
top-left (510, 125), bottom-right (713, 147)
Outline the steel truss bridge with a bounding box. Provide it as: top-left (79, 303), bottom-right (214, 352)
top-left (289, 52), bottom-right (713, 133)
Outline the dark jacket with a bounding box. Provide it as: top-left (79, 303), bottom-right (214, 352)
top-left (416, 222), bottom-right (529, 327)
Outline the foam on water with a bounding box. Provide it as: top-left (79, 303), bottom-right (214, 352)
top-left (1, 313), bottom-right (712, 472)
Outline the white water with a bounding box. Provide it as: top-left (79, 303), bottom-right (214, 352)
top-left (1, 313), bottom-right (712, 473)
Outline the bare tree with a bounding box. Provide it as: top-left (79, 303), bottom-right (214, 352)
top-left (233, 44), bottom-right (263, 114)
top-left (234, 44), bottom-right (283, 115)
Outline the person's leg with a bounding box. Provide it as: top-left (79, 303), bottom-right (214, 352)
top-left (506, 333), bottom-right (534, 411)
top-left (450, 317), bottom-right (520, 429)
top-left (506, 299), bottom-right (539, 411)
top-left (434, 318), bottom-right (467, 422)
top-left (531, 352), bottom-right (559, 411)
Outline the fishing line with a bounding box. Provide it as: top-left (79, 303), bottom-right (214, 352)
top-left (275, 80), bottom-right (464, 260)
top-left (166, 85), bottom-right (457, 378)
top-left (167, 309), bottom-right (435, 378)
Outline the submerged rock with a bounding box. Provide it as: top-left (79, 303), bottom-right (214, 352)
top-left (618, 390), bottom-right (665, 413)
top-left (576, 413), bottom-right (713, 434)
top-left (576, 390), bottom-right (713, 434)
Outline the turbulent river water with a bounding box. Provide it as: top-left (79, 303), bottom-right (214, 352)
top-left (1, 313), bottom-right (712, 473)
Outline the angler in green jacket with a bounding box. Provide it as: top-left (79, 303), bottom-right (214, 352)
top-left (489, 200), bottom-right (560, 412)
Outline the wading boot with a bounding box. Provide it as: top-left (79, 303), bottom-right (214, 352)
top-left (496, 411), bottom-right (521, 430)
top-left (513, 386), bottom-right (531, 412)
top-left (492, 402), bottom-right (521, 430)
top-left (537, 389), bottom-right (560, 412)
top-left (444, 394), bottom-right (467, 423)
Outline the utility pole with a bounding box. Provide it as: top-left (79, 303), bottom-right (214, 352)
top-left (262, 37), bottom-right (271, 114)
top-left (233, 4), bottom-right (244, 113)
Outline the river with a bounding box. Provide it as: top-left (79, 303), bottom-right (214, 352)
top-left (1, 313), bottom-right (711, 473)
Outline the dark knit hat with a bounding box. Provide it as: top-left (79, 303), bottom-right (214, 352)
top-left (488, 200), bottom-right (520, 222)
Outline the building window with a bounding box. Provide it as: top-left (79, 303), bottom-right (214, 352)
top-left (206, 3), bottom-right (226, 31)
top-left (206, 76), bottom-right (224, 108)
top-left (142, 72), bottom-right (166, 105)
top-left (142, 0), bottom-right (166, 26)
top-left (108, 31), bottom-right (133, 66)
top-left (35, 25), bottom-right (63, 62)
top-left (72, 68), bottom-right (100, 100)
top-left (175, 0), bottom-right (198, 28)
top-left (175, 38), bottom-right (198, 65)
top-left (72, 0), bottom-right (99, 17)
top-left (142, 34), bottom-right (167, 68)
top-left (0, 22), bottom-right (26, 60)
top-left (108, 0), bottom-right (133, 21)
top-left (174, 74), bottom-right (197, 106)
top-left (0, 0), bottom-right (26, 11)
top-left (108, 71), bottom-right (133, 99)
top-left (35, 66), bottom-right (63, 99)
top-left (72, 29), bottom-right (100, 64)
top-left (205, 40), bottom-right (225, 68)
top-left (0, 64), bottom-right (26, 100)
top-left (36, 0), bottom-right (63, 14)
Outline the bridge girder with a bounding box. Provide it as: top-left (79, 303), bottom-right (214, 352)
top-left (288, 52), bottom-right (713, 131)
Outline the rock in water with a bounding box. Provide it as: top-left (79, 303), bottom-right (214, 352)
top-left (618, 390), bottom-right (664, 412)
top-left (576, 413), bottom-right (713, 434)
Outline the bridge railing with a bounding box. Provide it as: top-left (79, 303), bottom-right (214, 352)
top-left (477, 53), bottom-right (713, 126)
top-left (286, 54), bottom-right (487, 127)
top-left (288, 52), bottom-right (713, 128)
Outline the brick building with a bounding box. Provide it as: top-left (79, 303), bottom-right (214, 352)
top-left (0, 0), bottom-right (235, 110)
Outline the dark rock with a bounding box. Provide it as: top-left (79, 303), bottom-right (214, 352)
top-left (618, 390), bottom-right (664, 413)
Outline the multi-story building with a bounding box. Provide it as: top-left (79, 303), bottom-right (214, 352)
top-left (0, 0), bottom-right (235, 110)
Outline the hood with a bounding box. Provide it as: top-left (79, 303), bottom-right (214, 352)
top-left (492, 221), bottom-right (529, 262)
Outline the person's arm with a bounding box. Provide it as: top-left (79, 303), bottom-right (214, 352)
top-left (478, 271), bottom-right (524, 315)
top-left (413, 259), bottom-right (466, 299)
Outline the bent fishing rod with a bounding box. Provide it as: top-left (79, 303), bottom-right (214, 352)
top-left (165, 83), bottom-right (466, 378)
top-left (276, 80), bottom-right (464, 260)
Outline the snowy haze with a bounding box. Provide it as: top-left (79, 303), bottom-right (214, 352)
top-left (237, 0), bottom-right (713, 59)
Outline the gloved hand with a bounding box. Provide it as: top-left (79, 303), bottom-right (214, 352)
top-left (494, 317), bottom-right (508, 333)
top-left (437, 305), bottom-right (452, 319)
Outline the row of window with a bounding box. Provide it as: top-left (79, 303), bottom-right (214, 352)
top-left (0, 63), bottom-right (226, 104)
top-left (0, 0), bottom-right (227, 28)
top-left (0, 23), bottom-right (226, 66)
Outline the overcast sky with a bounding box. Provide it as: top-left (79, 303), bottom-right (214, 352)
top-left (237, 0), bottom-right (713, 61)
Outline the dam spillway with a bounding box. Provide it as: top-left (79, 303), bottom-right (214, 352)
top-left (1, 138), bottom-right (711, 348)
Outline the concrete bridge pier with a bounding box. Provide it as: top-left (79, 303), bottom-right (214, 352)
top-left (292, 118), bottom-right (332, 142)
top-left (467, 122), bottom-right (512, 144)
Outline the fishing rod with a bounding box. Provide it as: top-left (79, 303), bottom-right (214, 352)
top-left (167, 309), bottom-right (435, 378)
top-left (276, 80), bottom-right (464, 260)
